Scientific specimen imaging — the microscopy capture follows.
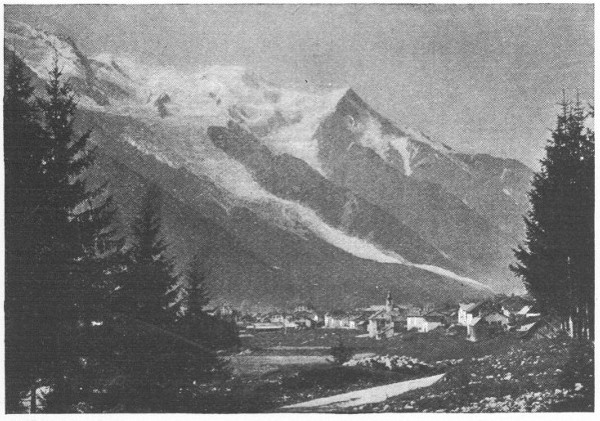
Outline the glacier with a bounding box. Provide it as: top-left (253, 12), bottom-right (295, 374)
top-left (5, 19), bottom-right (497, 293)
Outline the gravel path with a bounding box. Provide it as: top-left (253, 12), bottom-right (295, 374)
top-left (279, 373), bottom-right (445, 411)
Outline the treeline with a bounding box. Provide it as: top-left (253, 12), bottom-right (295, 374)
top-left (511, 96), bottom-right (594, 340)
top-left (4, 53), bottom-right (239, 413)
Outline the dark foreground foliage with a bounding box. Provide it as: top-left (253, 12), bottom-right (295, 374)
top-left (512, 99), bottom-right (594, 339)
top-left (4, 55), bottom-right (238, 413)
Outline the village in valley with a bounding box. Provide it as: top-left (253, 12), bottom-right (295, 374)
top-left (4, 4), bottom-right (593, 414)
top-left (189, 290), bottom-right (591, 413)
top-left (209, 292), bottom-right (551, 343)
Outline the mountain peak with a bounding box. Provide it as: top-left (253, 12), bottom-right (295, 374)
top-left (4, 19), bottom-right (530, 301)
top-left (5, 19), bottom-right (87, 80)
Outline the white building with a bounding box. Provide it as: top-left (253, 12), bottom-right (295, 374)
top-left (407, 311), bottom-right (446, 333)
top-left (458, 302), bottom-right (489, 326)
top-left (367, 292), bottom-right (406, 339)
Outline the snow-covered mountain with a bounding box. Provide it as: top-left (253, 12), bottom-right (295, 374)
top-left (5, 21), bottom-right (533, 309)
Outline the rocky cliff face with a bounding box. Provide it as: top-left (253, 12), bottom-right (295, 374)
top-left (309, 89), bottom-right (532, 287)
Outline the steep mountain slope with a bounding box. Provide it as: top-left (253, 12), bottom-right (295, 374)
top-left (208, 122), bottom-right (456, 270)
top-left (76, 110), bottom-right (490, 310)
top-left (4, 20), bottom-right (532, 307)
top-left (309, 89), bottom-right (531, 287)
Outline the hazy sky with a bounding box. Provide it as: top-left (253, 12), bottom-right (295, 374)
top-left (5, 4), bottom-right (594, 169)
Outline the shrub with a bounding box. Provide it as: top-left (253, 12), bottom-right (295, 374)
top-left (331, 340), bottom-right (354, 365)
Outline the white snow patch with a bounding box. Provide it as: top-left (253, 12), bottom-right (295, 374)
top-left (122, 135), bottom-right (181, 169)
top-left (399, 125), bottom-right (474, 175)
top-left (292, 204), bottom-right (409, 264)
top-left (263, 87), bottom-right (348, 175)
top-left (90, 55), bottom-right (347, 179)
top-left (5, 20), bottom-right (85, 80)
top-left (263, 126), bottom-right (325, 175)
top-left (357, 117), bottom-right (414, 175)
top-left (388, 137), bottom-right (414, 176)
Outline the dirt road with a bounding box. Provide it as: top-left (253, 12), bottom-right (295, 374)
top-left (279, 373), bottom-right (445, 412)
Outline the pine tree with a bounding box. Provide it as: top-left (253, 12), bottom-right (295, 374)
top-left (4, 51), bottom-right (47, 413)
top-left (38, 63), bottom-right (124, 411)
top-left (176, 256), bottom-right (240, 355)
top-left (5, 56), bottom-right (122, 412)
top-left (118, 183), bottom-right (179, 324)
top-left (107, 185), bottom-right (225, 411)
top-left (185, 254), bottom-right (211, 318)
top-left (511, 95), bottom-right (594, 339)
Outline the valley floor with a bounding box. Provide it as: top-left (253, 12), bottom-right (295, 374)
top-left (187, 329), bottom-right (593, 413)
top-left (348, 336), bottom-right (593, 413)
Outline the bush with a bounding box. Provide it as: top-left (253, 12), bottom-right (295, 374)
top-left (331, 340), bottom-right (354, 365)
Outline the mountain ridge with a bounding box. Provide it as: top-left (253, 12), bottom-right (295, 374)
top-left (5, 20), bottom-right (532, 308)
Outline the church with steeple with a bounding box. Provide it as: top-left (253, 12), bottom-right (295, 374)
top-left (367, 291), bottom-right (407, 340)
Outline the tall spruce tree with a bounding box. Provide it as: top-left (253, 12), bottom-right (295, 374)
top-left (108, 185), bottom-right (221, 411)
top-left (5, 56), bottom-right (121, 412)
top-left (38, 64), bottom-right (123, 412)
top-left (176, 254), bottom-right (239, 354)
top-left (185, 254), bottom-right (211, 318)
top-left (4, 51), bottom-right (47, 413)
top-left (511, 96), bottom-right (594, 340)
top-left (119, 183), bottom-right (179, 324)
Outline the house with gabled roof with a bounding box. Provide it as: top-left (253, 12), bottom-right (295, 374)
top-left (405, 307), bottom-right (423, 330)
top-left (518, 317), bottom-right (562, 340)
top-left (407, 309), bottom-right (450, 333)
top-left (500, 295), bottom-right (534, 317)
top-left (324, 310), bottom-right (363, 329)
top-left (466, 309), bottom-right (510, 341)
top-left (517, 303), bottom-right (541, 318)
top-left (292, 310), bottom-right (318, 328)
top-left (458, 301), bottom-right (494, 326)
top-left (367, 292), bottom-right (407, 339)
top-left (466, 316), bottom-right (486, 341)
top-left (483, 310), bottom-right (510, 327)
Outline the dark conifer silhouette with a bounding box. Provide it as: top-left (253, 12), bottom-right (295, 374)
top-left (185, 254), bottom-right (211, 318)
top-left (4, 51), bottom-right (47, 413)
top-left (107, 185), bottom-right (226, 411)
top-left (177, 253), bottom-right (240, 351)
top-left (37, 63), bottom-right (123, 412)
top-left (5, 56), bottom-right (122, 412)
top-left (511, 95), bottom-right (594, 339)
top-left (118, 183), bottom-right (180, 323)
